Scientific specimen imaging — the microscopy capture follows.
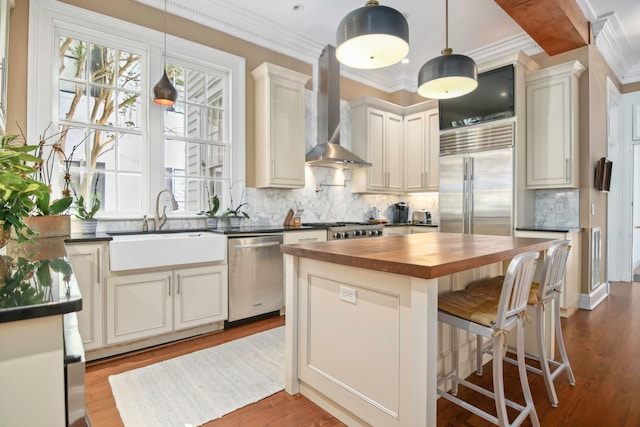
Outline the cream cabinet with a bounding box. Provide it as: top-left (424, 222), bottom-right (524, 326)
top-left (65, 241), bottom-right (105, 351)
top-left (404, 108), bottom-right (440, 192)
top-left (408, 226), bottom-right (439, 234)
top-left (514, 229), bottom-right (581, 317)
top-left (252, 62), bottom-right (311, 189)
top-left (382, 226), bottom-right (408, 236)
top-left (351, 98), bottom-right (404, 193)
top-left (106, 265), bottom-right (227, 344)
top-left (526, 61), bottom-right (585, 188)
top-left (283, 229), bottom-right (327, 244)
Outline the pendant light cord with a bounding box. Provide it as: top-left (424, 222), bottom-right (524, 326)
top-left (445, 0), bottom-right (449, 49)
top-left (163, 0), bottom-right (167, 64)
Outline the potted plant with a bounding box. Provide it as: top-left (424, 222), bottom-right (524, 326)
top-left (221, 180), bottom-right (249, 228)
top-left (0, 135), bottom-right (51, 246)
top-left (197, 191), bottom-right (220, 229)
top-left (73, 190), bottom-right (101, 235)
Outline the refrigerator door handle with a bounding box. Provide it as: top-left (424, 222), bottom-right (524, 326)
top-left (463, 157), bottom-right (470, 234)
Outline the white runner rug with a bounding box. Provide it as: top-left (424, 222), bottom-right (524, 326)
top-left (109, 326), bottom-right (285, 427)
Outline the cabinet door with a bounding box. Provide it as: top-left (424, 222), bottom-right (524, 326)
top-left (283, 230), bottom-right (327, 244)
top-left (386, 112), bottom-right (404, 192)
top-left (252, 62), bottom-right (310, 189)
top-left (174, 265), bottom-right (228, 330)
top-left (409, 226), bottom-right (439, 234)
top-left (66, 242), bottom-right (104, 351)
top-left (527, 76), bottom-right (572, 187)
top-left (367, 107), bottom-right (387, 191)
top-left (425, 109), bottom-right (440, 191)
top-left (106, 272), bottom-right (173, 344)
top-left (404, 112), bottom-right (425, 192)
top-left (382, 226), bottom-right (407, 236)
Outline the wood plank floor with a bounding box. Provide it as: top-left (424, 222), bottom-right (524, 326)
top-left (86, 282), bottom-right (640, 426)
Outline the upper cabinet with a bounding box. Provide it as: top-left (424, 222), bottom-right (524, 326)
top-left (351, 98), bottom-right (404, 193)
top-left (252, 62), bottom-right (310, 189)
top-left (404, 106), bottom-right (439, 193)
top-left (526, 61), bottom-right (585, 189)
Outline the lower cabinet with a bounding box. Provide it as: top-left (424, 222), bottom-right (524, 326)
top-left (408, 226), bottom-right (439, 234)
top-left (66, 242), bottom-right (105, 351)
top-left (382, 226), bottom-right (408, 236)
top-left (283, 229), bottom-right (327, 244)
top-left (106, 265), bottom-right (227, 345)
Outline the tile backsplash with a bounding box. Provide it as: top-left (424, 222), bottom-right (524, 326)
top-left (534, 189), bottom-right (579, 227)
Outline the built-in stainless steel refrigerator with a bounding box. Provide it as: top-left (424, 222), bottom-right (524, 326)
top-left (439, 122), bottom-right (514, 236)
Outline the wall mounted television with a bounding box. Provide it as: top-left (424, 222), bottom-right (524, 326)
top-left (594, 157), bottom-right (612, 192)
top-left (438, 65), bottom-right (515, 130)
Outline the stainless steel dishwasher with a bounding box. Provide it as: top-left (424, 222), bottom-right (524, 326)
top-left (227, 234), bottom-right (284, 324)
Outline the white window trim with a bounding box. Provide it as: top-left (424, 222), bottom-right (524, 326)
top-left (27, 0), bottom-right (245, 219)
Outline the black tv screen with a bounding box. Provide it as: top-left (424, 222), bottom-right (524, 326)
top-left (439, 65), bottom-right (515, 130)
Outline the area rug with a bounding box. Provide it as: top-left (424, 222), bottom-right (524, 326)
top-left (109, 326), bottom-right (285, 427)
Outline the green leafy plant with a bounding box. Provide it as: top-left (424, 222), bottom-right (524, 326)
top-left (0, 135), bottom-right (51, 242)
top-left (197, 186), bottom-right (220, 218)
top-left (73, 175), bottom-right (101, 220)
top-left (221, 180), bottom-right (249, 219)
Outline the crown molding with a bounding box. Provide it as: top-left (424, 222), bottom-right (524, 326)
top-left (592, 13), bottom-right (640, 84)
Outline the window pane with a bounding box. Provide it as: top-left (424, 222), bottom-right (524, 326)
top-left (59, 37), bottom-right (86, 81)
top-left (207, 108), bottom-right (224, 141)
top-left (165, 139), bottom-right (185, 175)
top-left (166, 176), bottom-right (186, 211)
top-left (168, 65), bottom-right (185, 102)
top-left (165, 103), bottom-right (185, 137)
top-left (91, 130), bottom-right (116, 171)
top-left (117, 174), bottom-right (142, 212)
top-left (61, 126), bottom-right (89, 166)
top-left (118, 91), bottom-right (141, 129)
top-left (118, 133), bottom-right (142, 171)
top-left (89, 44), bottom-right (115, 87)
top-left (207, 75), bottom-right (223, 107)
top-left (186, 105), bottom-right (201, 138)
top-left (60, 83), bottom-right (88, 122)
top-left (186, 69), bottom-right (205, 104)
top-left (186, 142), bottom-right (203, 176)
top-left (88, 86), bottom-right (115, 125)
top-left (118, 51), bottom-right (141, 91)
top-left (206, 144), bottom-right (226, 178)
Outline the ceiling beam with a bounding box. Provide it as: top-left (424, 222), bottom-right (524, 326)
top-left (494, 0), bottom-right (590, 55)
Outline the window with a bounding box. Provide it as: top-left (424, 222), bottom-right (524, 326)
top-left (163, 64), bottom-right (230, 213)
top-left (58, 36), bottom-right (144, 215)
top-left (28, 0), bottom-right (245, 219)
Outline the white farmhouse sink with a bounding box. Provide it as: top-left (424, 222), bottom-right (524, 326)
top-left (109, 232), bottom-right (226, 271)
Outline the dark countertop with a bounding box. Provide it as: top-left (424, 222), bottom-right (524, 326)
top-left (0, 237), bottom-right (82, 324)
top-left (516, 226), bottom-right (583, 233)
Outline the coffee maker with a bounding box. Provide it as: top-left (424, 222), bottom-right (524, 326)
top-left (393, 202), bottom-right (409, 223)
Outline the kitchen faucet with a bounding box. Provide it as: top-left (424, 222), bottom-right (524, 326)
top-left (155, 188), bottom-right (179, 231)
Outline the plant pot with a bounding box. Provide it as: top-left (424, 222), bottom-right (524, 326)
top-left (79, 219), bottom-right (98, 235)
top-left (23, 215), bottom-right (71, 238)
top-left (229, 216), bottom-right (242, 228)
top-left (206, 217), bottom-right (219, 229)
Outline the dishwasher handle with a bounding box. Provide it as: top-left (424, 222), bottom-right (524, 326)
top-left (233, 241), bottom-right (281, 249)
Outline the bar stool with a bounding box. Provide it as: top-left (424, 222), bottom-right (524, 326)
top-left (468, 240), bottom-right (575, 407)
top-left (438, 251), bottom-right (540, 427)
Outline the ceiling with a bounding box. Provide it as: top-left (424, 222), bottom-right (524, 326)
top-left (143, 0), bottom-right (640, 92)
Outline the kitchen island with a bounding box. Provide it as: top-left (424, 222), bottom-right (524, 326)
top-left (281, 232), bottom-right (555, 427)
top-left (0, 237), bottom-right (83, 427)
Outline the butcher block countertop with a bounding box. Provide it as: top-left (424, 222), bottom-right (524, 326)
top-left (281, 232), bottom-right (556, 279)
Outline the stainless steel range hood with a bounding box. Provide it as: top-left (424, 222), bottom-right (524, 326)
top-left (305, 45), bottom-right (371, 169)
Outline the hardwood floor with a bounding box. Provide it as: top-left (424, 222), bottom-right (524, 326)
top-left (86, 282), bottom-right (640, 426)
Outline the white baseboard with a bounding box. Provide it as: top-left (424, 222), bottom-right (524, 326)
top-left (579, 282), bottom-right (610, 310)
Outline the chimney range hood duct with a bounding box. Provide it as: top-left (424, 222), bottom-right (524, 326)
top-left (305, 45), bottom-right (372, 168)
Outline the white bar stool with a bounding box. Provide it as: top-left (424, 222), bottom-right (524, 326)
top-left (468, 239), bottom-right (575, 407)
top-left (438, 251), bottom-right (540, 427)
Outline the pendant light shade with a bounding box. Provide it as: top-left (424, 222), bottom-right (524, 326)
top-left (152, 0), bottom-right (177, 106)
top-left (336, 0), bottom-right (409, 70)
top-left (417, 0), bottom-right (477, 99)
top-left (153, 70), bottom-right (178, 106)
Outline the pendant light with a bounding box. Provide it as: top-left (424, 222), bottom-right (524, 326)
top-left (152, 0), bottom-right (177, 106)
top-left (336, 0), bottom-right (409, 70)
top-left (417, 0), bottom-right (477, 99)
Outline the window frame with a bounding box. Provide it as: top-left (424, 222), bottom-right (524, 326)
top-left (27, 0), bottom-right (245, 219)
